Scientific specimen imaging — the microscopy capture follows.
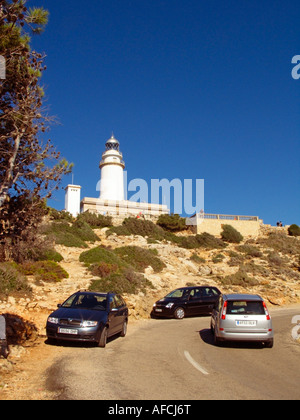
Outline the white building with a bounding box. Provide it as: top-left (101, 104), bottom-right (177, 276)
top-left (64, 184), bottom-right (81, 217)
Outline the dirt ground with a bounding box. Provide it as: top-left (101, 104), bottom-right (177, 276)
top-left (0, 313), bottom-right (144, 400)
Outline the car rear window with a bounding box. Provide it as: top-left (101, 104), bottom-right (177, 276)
top-left (227, 300), bottom-right (265, 315)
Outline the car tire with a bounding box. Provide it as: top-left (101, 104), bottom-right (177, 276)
top-left (98, 326), bottom-right (108, 348)
top-left (120, 320), bottom-right (127, 337)
top-left (265, 338), bottom-right (274, 348)
top-left (174, 307), bottom-right (185, 319)
top-left (213, 327), bottom-right (222, 346)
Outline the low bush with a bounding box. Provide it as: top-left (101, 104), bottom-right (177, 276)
top-left (114, 246), bottom-right (165, 273)
top-left (20, 261), bottom-right (69, 283)
top-left (212, 253), bottom-right (225, 263)
top-left (89, 262), bottom-right (119, 278)
top-left (219, 267), bottom-right (258, 287)
top-left (288, 224), bottom-right (300, 237)
top-left (256, 232), bottom-right (300, 256)
top-left (235, 244), bottom-right (262, 258)
top-left (48, 208), bottom-right (73, 222)
top-left (107, 217), bottom-right (167, 240)
top-left (157, 214), bottom-right (187, 232)
top-left (0, 263), bottom-right (32, 297)
top-left (79, 246), bottom-right (126, 268)
top-left (221, 224), bottom-right (243, 243)
top-left (43, 220), bottom-right (99, 248)
top-left (190, 253), bottom-right (206, 264)
top-left (77, 212), bottom-right (112, 229)
top-left (89, 268), bottom-right (154, 295)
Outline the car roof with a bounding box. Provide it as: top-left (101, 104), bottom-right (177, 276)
top-left (176, 286), bottom-right (218, 290)
top-left (222, 293), bottom-right (263, 301)
top-left (75, 290), bottom-right (112, 296)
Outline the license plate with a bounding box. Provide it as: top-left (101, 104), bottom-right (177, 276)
top-left (155, 308), bottom-right (163, 312)
top-left (236, 320), bottom-right (256, 326)
top-left (58, 328), bottom-right (78, 335)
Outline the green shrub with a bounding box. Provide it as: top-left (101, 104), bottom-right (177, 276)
top-left (219, 267), bottom-right (258, 286)
top-left (235, 244), bottom-right (262, 258)
top-left (177, 232), bottom-right (226, 249)
top-left (77, 212), bottom-right (112, 228)
top-left (48, 208), bottom-right (73, 222)
top-left (288, 224), bottom-right (300, 237)
top-left (221, 224), bottom-right (243, 243)
top-left (212, 253), bottom-right (225, 263)
top-left (89, 268), bottom-right (154, 295)
top-left (89, 262), bottom-right (118, 278)
top-left (20, 261), bottom-right (69, 283)
top-left (107, 217), bottom-right (167, 239)
top-left (106, 217), bottom-right (226, 250)
top-left (43, 220), bottom-right (99, 248)
top-left (114, 246), bottom-right (165, 273)
top-left (157, 214), bottom-right (187, 232)
top-left (79, 246), bottom-right (126, 268)
top-left (256, 232), bottom-right (300, 255)
top-left (190, 253), bottom-right (206, 264)
top-left (0, 263), bottom-right (32, 297)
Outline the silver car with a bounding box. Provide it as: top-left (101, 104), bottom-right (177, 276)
top-left (211, 294), bottom-right (274, 348)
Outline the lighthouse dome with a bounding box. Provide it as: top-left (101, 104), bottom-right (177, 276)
top-left (105, 134), bottom-right (120, 151)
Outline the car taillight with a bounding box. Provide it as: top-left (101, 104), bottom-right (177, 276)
top-left (221, 301), bottom-right (227, 320)
top-left (263, 301), bottom-right (271, 320)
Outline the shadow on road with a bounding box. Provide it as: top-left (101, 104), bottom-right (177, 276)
top-left (199, 328), bottom-right (266, 349)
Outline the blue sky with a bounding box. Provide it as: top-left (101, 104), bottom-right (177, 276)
top-left (31, 0), bottom-right (299, 225)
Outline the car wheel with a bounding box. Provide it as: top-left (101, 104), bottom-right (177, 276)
top-left (174, 307), bottom-right (185, 319)
top-left (214, 327), bottom-right (222, 346)
top-left (98, 326), bottom-right (108, 348)
top-left (120, 320), bottom-right (127, 337)
top-left (265, 338), bottom-right (274, 348)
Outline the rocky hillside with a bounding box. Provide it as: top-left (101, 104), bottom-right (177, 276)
top-left (0, 222), bottom-right (299, 343)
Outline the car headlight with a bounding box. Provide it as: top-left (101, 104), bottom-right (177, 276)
top-left (153, 303), bottom-right (157, 307)
top-left (165, 302), bottom-right (174, 309)
top-left (48, 317), bottom-right (59, 324)
top-left (82, 320), bottom-right (98, 327)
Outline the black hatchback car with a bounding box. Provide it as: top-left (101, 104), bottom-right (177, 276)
top-left (46, 291), bottom-right (128, 347)
top-left (151, 286), bottom-right (221, 319)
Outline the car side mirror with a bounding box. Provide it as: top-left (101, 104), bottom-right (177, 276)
top-left (57, 304), bottom-right (62, 308)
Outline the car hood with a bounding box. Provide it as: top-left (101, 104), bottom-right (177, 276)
top-left (156, 297), bottom-right (186, 304)
top-left (49, 307), bottom-right (108, 322)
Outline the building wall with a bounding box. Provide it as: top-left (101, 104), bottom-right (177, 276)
top-left (99, 164), bottom-right (124, 201)
top-left (187, 214), bottom-right (262, 237)
top-left (81, 197), bottom-right (169, 218)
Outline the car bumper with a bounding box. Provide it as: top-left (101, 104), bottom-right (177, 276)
top-left (46, 324), bottom-right (100, 343)
top-left (151, 307), bottom-right (175, 318)
top-left (217, 329), bottom-right (274, 343)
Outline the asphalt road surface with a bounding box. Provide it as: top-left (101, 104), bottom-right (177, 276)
top-left (46, 305), bottom-right (300, 400)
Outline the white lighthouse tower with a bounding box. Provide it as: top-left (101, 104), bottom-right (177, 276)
top-left (99, 134), bottom-right (125, 201)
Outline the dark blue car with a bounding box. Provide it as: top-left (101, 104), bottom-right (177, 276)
top-left (46, 291), bottom-right (128, 347)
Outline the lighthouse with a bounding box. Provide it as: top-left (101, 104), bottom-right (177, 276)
top-left (99, 134), bottom-right (125, 201)
top-left (80, 134), bottom-right (169, 217)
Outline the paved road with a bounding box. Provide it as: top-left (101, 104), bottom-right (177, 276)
top-left (47, 305), bottom-right (300, 400)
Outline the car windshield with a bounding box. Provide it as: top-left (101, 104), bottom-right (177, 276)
top-left (165, 289), bottom-right (190, 299)
top-left (62, 293), bottom-right (107, 310)
top-left (227, 300), bottom-right (265, 315)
